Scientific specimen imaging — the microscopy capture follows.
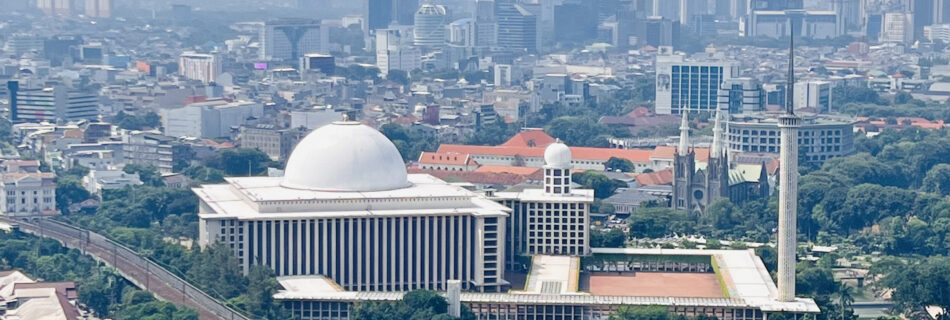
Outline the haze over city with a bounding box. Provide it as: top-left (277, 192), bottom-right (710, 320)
top-left (0, 0), bottom-right (949, 320)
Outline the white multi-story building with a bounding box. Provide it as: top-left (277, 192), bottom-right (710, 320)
top-left (1, 172), bottom-right (56, 216)
top-left (12, 86), bottom-right (99, 123)
top-left (924, 24), bottom-right (950, 42)
top-left (748, 10), bottom-right (843, 39)
top-left (162, 100), bottom-right (263, 139)
top-left (655, 54), bottom-right (739, 115)
top-left (84, 0), bottom-right (112, 18)
top-left (260, 19), bottom-right (330, 61)
top-left (82, 170), bottom-right (143, 194)
top-left (491, 141), bottom-right (594, 268)
top-left (881, 12), bottom-right (914, 43)
top-left (178, 52), bottom-right (221, 84)
top-left (726, 114), bottom-right (855, 164)
top-left (794, 81), bottom-right (832, 113)
top-left (376, 28), bottom-right (422, 75)
top-left (196, 121), bottom-right (512, 292)
top-left (717, 77), bottom-right (763, 114)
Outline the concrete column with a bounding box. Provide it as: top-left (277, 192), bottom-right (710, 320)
top-left (777, 114), bottom-right (801, 302)
top-left (447, 279), bottom-right (462, 318)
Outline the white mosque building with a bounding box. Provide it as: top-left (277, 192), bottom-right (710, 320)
top-left (196, 120), bottom-right (511, 292)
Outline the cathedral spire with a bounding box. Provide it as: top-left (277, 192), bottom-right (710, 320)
top-left (678, 110), bottom-right (690, 156)
top-left (710, 109), bottom-right (723, 159)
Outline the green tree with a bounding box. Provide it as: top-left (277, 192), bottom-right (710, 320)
top-left (605, 157), bottom-right (635, 172)
top-left (205, 148), bottom-right (274, 176)
top-left (572, 171), bottom-right (627, 199)
top-left (467, 121), bottom-right (519, 146)
top-left (591, 228), bottom-right (626, 248)
top-left (923, 164), bottom-right (950, 196)
top-left (877, 257), bottom-right (950, 317)
top-left (123, 163), bottom-right (163, 186)
top-left (387, 70), bottom-right (410, 86)
top-left (56, 176), bottom-right (92, 212)
top-left (351, 290), bottom-right (475, 320)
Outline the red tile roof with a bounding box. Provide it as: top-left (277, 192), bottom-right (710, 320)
top-left (635, 168), bottom-right (674, 186)
top-left (650, 146), bottom-right (710, 163)
top-left (437, 144), bottom-right (657, 164)
top-left (475, 165), bottom-right (542, 176)
top-left (408, 168), bottom-right (530, 186)
top-left (500, 130), bottom-right (556, 148)
top-left (418, 152), bottom-right (474, 166)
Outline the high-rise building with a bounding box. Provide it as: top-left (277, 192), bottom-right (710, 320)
top-left (881, 12), bottom-right (914, 43)
top-left (12, 86), bottom-right (99, 123)
top-left (375, 28), bottom-right (421, 75)
top-left (925, 23), bottom-right (950, 42)
top-left (37, 0), bottom-right (71, 16)
top-left (717, 77), bottom-right (764, 114)
top-left (178, 52), bottom-right (221, 84)
top-left (913, 0), bottom-right (935, 41)
top-left (834, 0), bottom-right (862, 30)
top-left (447, 18), bottom-right (477, 49)
top-left (413, 2), bottom-right (447, 47)
top-left (554, 1), bottom-right (598, 44)
top-left (260, 19), bottom-right (329, 62)
top-left (867, 13), bottom-right (883, 40)
top-left (85, 0), bottom-right (112, 18)
top-left (367, 0), bottom-right (395, 30)
top-left (475, 0), bottom-right (498, 48)
top-left (496, 1), bottom-right (539, 52)
top-left (748, 10), bottom-right (844, 39)
top-left (655, 56), bottom-right (739, 115)
top-left (793, 80), bottom-right (831, 113)
top-left (653, 0), bottom-right (680, 20)
top-left (394, 0), bottom-right (419, 25)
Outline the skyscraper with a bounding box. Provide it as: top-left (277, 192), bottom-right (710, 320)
top-left (85, 0), bottom-right (112, 18)
top-left (260, 19), bottom-right (330, 62)
top-left (367, 0), bottom-right (394, 30)
top-left (655, 56), bottom-right (739, 115)
top-left (394, 0), bottom-right (419, 25)
top-left (413, 2), bottom-right (447, 47)
top-left (475, 0), bottom-right (498, 48)
top-left (496, 1), bottom-right (538, 52)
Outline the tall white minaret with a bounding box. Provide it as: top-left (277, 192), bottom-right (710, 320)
top-left (777, 21), bottom-right (802, 303)
top-left (678, 111), bottom-right (690, 156)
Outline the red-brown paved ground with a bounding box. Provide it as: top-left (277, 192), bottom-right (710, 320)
top-left (581, 272), bottom-right (724, 298)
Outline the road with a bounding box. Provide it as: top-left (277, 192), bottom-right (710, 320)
top-left (0, 216), bottom-right (249, 320)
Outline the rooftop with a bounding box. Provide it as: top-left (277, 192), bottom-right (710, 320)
top-left (273, 249), bottom-right (819, 313)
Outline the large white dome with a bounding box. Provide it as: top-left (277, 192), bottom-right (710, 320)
top-left (281, 121), bottom-right (410, 192)
top-left (544, 140), bottom-right (572, 169)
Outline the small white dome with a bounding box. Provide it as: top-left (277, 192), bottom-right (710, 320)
top-left (544, 140), bottom-right (572, 168)
top-left (282, 121), bottom-right (410, 192)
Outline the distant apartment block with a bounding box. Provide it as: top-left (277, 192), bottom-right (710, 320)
top-left (162, 100), bottom-right (264, 139)
top-left (11, 86), bottom-right (99, 123)
top-left (179, 52), bottom-right (221, 84)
